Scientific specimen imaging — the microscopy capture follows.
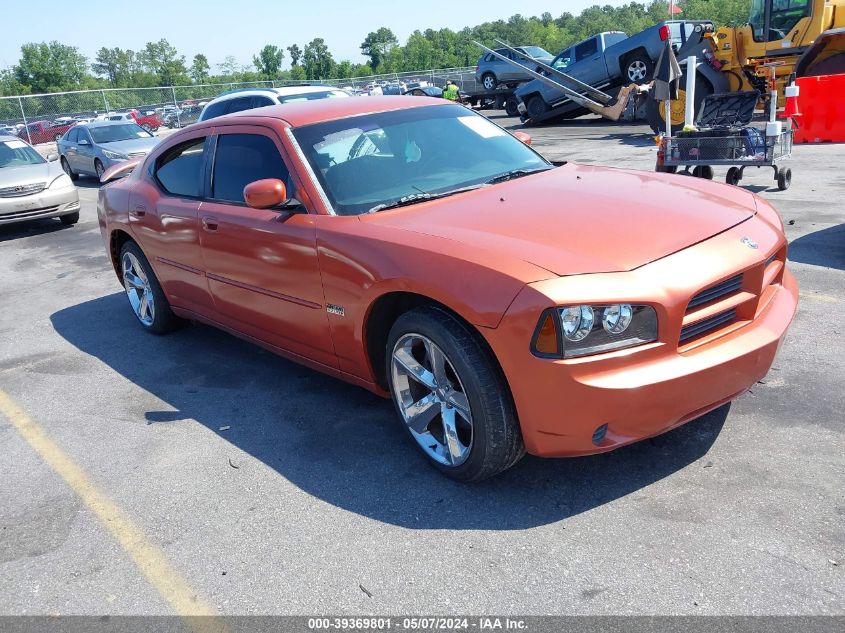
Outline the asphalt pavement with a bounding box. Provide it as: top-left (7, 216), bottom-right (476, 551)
top-left (0, 114), bottom-right (842, 617)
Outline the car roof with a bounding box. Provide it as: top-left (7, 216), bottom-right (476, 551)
top-left (211, 85), bottom-right (344, 104)
top-left (225, 95), bottom-right (449, 128)
top-left (77, 120), bottom-right (139, 129)
top-left (0, 134), bottom-right (23, 142)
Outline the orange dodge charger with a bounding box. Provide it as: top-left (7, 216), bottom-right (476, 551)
top-left (97, 97), bottom-right (797, 481)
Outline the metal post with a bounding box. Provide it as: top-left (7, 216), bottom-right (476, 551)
top-left (101, 89), bottom-right (110, 114)
top-left (171, 86), bottom-right (181, 129)
top-left (684, 56), bottom-right (697, 129)
top-left (18, 97), bottom-right (31, 145)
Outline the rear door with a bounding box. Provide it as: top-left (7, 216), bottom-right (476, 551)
top-left (198, 125), bottom-right (335, 368)
top-left (130, 129), bottom-right (214, 315)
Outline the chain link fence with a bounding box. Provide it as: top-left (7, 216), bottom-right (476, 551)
top-left (0, 67), bottom-right (480, 146)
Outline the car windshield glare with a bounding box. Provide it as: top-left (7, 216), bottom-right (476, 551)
top-left (0, 139), bottom-right (45, 168)
top-left (292, 104), bottom-right (550, 216)
top-left (89, 124), bottom-right (152, 144)
top-left (278, 90), bottom-right (349, 104)
top-left (522, 46), bottom-right (551, 58)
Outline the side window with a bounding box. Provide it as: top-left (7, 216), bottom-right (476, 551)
top-left (553, 50), bottom-right (572, 70)
top-left (201, 101), bottom-right (228, 121)
top-left (253, 96), bottom-right (275, 108)
top-left (78, 129), bottom-right (92, 143)
top-left (155, 137), bottom-right (206, 198)
top-left (67, 128), bottom-right (79, 143)
top-left (224, 97), bottom-right (254, 115)
top-left (575, 38), bottom-right (598, 62)
top-left (211, 133), bottom-right (289, 204)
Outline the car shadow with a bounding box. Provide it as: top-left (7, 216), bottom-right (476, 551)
top-left (0, 217), bottom-right (75, 242)
top-left (50, 293), bottom-right (729, 530)
top-left (788, 223), bottom-right (845, 270)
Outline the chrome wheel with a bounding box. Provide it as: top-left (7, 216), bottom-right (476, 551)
top-left (391, 333), bottom-right (473, 466)
top-left (95, 160), bottom-right (105, 179)
top-left (628, 60), bottom-right (648, 83)
top-left (122, 251), bottom-right (155, 326)
top-left (482, 74), bottom-right (496, 91)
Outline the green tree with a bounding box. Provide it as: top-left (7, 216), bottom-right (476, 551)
top-left (289, 65), bottom-right (306, 81)
top-left (360, 27), bottom-right (398, 70)
top-left (190, 54), bottom-right (210, 83)
top-left (303, 38), bottom-right (335, 79)
top-left (253, 45), bottom-right (284, 77)
top-left (91, 47), bottom-right (134, 85)
top-left (14, 41), bottom-right (88, 93)
top-left (138, 39), bottom-right (188, 85)
top-left (217, 55), bottom-right (240, 77)
top-left (287, 44), bottom-right (302, 67)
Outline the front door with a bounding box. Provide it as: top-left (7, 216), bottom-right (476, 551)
top-left (74, 127), bottom-right (96, 175)
top-left (198, 126), bottom-right (336, 369)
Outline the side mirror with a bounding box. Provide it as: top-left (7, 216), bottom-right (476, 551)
top-left (46, 153), bottom-right (59, 162)
top-left (78, 139), bottom-right (89, 146)
top-left (513, 131), bottom-right (532, 146)
top-left (244, 178), bottom-right (287, 209)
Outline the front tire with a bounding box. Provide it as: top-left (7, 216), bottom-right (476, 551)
top-left (61, 157), bottom-right (79, 181)
top-left (119, 241), bottom-right (183, 334)
top-left (95, 159), bottom-right (105, 180)
top-left (386, 306), bottom-right (524, 481)
top-left (525, 95), bottom-right (549, 119)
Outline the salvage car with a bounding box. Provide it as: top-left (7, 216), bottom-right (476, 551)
top-left (0, 134), bottom-right (79, 225)
top-left (107, 110), bottom-right (163, 133)
top-left (475, 46), bottom-right (555, 90)
top-left (58, 120), bottom-right (160, 180)
top-left (18, 119), bottom-right (78, 145)
top-left (97, 97), bottom-right (797, 481)
top-left (198, 86), bottom-right (351, 122)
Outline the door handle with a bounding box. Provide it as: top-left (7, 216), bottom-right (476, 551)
top-left (201, 216), bottom-right (219, 232)
top-left (130, 205), bottom-right (146, 217)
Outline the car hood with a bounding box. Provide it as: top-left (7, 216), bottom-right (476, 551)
top-left (0, 160), bottom-right (63, 189)
top-left (99, 137), bottom-right (159, 155)
top-left (367, 163), bottom-right (758, 276)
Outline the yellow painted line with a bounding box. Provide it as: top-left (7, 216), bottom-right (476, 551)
top-left (799, 292), bottom-right (840, 304)
top-left (0, 389), bottom-right (224, 630)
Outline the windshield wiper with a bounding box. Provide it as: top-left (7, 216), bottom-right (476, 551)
top-left (485, 167), bottom-right (552, 184)
top-left (367, 184), bottom-right (486, 214)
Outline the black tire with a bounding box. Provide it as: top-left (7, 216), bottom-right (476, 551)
top-left (624, 53), bottom-right (654, 85)
top-left (386, 306), bottom-right (525, 481)
top-left (726, 166), bottom-right (742, 186)
top-left (59, 211), bottom-right (79, 225)
top-left (646, 74), bottom-right (713, 135)
top-left (504, 96), bottom-right (519, 117)
top-left (777, 167), bottom-right (792, 191)
top-left (656, 164), bottom-right (678, 174)
top-left (525, 95), bottom-right (549, 119)
top-left (693, 165), bottom-right (714, 180)
top-left (95, 159), bottom-right (105, 180)
top-left (481, 72), bottom-right (497, 91)
top-left (60, 157), bottom-right (79, 181)
top-left (119, 241), bottom-right (183, 335)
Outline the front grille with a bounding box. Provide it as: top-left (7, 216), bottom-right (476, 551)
top-left (687, 274), bottom-right (743, 309)
top-left (127, 152), bottom-right (147, 158)
top-left (0, 182), bottom-right (46, 198)
top-left (680, 309), bottom-right (737, 344)
top-left (0, 205), bottom-right (59, 220)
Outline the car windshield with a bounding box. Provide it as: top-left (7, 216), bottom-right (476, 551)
top-left (89, 124), bottom-right (152, 144)
top-left (292, 104), bottom-right (550, 216)
top-left (278, 90), bottom-right (349, 104)
top-left (0, 138), bottom-right (45, 168)
top-left (521, 46), bottom-right (551, 58)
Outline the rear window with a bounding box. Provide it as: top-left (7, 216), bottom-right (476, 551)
top-left (155, 138), bottom-right (206, 198)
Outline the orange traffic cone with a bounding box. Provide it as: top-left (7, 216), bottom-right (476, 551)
top-left (783, 82), bottom-right (801, 119)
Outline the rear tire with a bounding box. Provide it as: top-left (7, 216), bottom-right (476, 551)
top-left (386, 306), bottom-right (524, 481)
top-left (504, 96), bottom-right (519, 117)
top-left (481, 73), bottom-right (497, 91)
top-left (693, 165), bottom-right (714, 180)
top-left (624, 53), bottom-right (654, 85)
top-left (60, 157), bottom-right (79, 181)
top-left (726, 166), bottom-right (742, 186)
top-left (119, 241), bottom-right (183, 335)
top-left (777, 167), bottom-right (792, 191)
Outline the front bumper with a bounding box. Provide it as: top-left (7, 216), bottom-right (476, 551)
top-left (483, 221), bottom-right (798, 457)
top-left (0, 185), bottom-right (80, 225)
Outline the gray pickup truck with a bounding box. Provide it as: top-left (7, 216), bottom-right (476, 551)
top-left (516, 21), bottom-right (712, 121)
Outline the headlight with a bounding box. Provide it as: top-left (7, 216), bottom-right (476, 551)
top-left (102, 149), bottom-right (128, 160)
top-left (532, 304), bottom-right (658, 359)
top-left (49, 174), bottom-right (73, 189)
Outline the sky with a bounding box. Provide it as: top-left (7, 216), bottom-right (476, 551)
top-left (1, 0), bottom-right (630, 71)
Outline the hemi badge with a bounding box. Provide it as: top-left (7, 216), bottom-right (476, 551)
top-left (326, 304), bottom-right (345, 316)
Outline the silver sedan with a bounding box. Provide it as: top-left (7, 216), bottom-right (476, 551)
top-left (57, 120), bottom-right (160, 180)
top-left (0, 135), bottom-right (79, 226)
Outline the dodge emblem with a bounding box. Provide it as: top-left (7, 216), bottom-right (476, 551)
top-left (740, 237), bottom-right (758, 249)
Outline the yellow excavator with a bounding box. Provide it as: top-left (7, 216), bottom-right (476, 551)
top-left (647, 0), bottom-right (845, 133)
